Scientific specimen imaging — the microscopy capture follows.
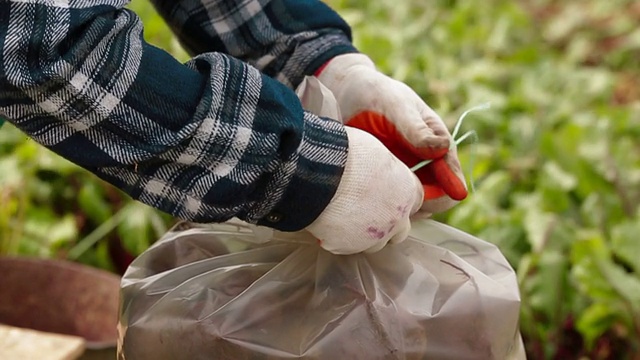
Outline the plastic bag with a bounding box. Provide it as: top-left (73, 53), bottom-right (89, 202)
top-left (117, 219), bottom-right (525, 360)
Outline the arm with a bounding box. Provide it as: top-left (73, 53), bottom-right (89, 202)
top-left (149, 0), bottom-right (468, 213)
top-left (149, 0), bottom-right (358, 88)
top-left (0, 0), bottom-right (348, 231)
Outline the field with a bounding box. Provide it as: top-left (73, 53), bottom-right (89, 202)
top-left (1, 0), bottom-right (639, 358)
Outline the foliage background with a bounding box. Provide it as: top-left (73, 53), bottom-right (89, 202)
top-left (1, 0), bottom-right (639, 358)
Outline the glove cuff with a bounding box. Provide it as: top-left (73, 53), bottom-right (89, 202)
top-left (314, 53), bottom-right (375, 76)
top-left (313, 61), bottom-right (331, 76)
top-left (316, 54), bottom-right (376, 91)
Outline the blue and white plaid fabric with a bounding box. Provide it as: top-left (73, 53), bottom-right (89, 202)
top-left (0, 0), bottom-right (357, 230)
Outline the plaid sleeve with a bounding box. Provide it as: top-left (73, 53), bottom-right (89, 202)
top-left (0, 0), bottom-right (348, 231)
top-left (149, 0), bottom-right (359, 89)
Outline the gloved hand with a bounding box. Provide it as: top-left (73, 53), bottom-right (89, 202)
top-left (315, 53), bottom-right (468, 214)
top-left (306, 126), bottom-right (424, 255)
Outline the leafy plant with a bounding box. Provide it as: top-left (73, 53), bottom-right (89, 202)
top-left (334, 0), bottom-right (640, 358)
top-left (0, 124), bottom-right (173, 273)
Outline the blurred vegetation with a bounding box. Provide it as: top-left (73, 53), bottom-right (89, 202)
top-left (1, 0), bottom-right (639, 358)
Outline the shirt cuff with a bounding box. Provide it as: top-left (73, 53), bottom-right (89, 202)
top-left (255, 113), bottom-right (348, 231)
top-left (278, 32), bottom-right (359, 89)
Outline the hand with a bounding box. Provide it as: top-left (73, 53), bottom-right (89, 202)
top-left (315, 54), bottom-right (467, 214)
top-left (306, 126), bottom-right (423, 255)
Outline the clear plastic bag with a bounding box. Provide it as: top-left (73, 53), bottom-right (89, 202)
top-left (117, 219), bottom-right (525, 360)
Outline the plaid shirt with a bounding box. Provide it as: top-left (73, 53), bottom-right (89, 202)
top-left (0, 0), bottom-right (358, 231)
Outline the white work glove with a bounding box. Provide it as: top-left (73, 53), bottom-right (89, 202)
top-left (315, 53), bottom-right (468, 215)
top-left (306, 126), bottom-right (424, 255)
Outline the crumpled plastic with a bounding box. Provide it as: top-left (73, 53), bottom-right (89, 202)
top-left (117, 219), bottom-right (525, 360)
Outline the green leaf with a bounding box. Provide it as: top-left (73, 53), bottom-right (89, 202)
top-left (576, 302), bottom-right (622, 349)
top-left (572, 233), bottom-right (640, 312)
top-left (611, 220), bottom-right (640, 273)
top-left (117, 202), bottom-right (153, 256)
top-left (94, 239), bottom-right (116, 273)
top-left (542, 161), bottom-right (577, 191)
top-left (525, 250), bottom-right (570, 325)
top-left (48, 214), bottom-right (79, 249)
top-left (596, 259), bottom-right (640, 312)
top-left (18, 207), bottom-right (61, 256)
top-left (0, 157), bottom-right (23, 187)
top-left (78, 182), bottom-right (112, 224)
top-left (579, 194), bottom-right (605, 229)
top-left (571, 233), bottom-right (620, 302)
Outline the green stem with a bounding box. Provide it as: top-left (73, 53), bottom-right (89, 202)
top-left (410, 103), bottom-right (488, 172)
top-left (0, 189), bottom-right (9, 254)
top-left (67, 204), bottom-right (131, 260)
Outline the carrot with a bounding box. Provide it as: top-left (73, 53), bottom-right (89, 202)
top-left (431, 158), bottom-right (468, 201)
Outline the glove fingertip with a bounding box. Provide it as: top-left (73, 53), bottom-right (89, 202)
top-left (431, 158), bottom-right (468, 201)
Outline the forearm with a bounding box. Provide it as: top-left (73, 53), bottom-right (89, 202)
top-left (150, 0), bottom-right (358, 88)
top-left (0, 0), bottom-right (348, 230)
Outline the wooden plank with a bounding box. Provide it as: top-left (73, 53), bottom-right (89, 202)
top-left (0, 324), bottom-right (86, 360)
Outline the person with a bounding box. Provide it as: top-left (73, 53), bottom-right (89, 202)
top-left (0, 0), bottom-right (466, 255)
